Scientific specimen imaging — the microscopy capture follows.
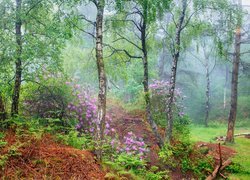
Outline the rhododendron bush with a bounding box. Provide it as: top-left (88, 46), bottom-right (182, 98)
top-left (150, 80), bottom-right (185, 127)
top-left (66, 83), bottom-right (149, 160)
top-left (67, 82), bottom-right (112, 135)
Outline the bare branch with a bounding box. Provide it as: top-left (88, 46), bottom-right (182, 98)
top-left (116, 32), bottom-right (142, 51)
top-left (103, 43), bottom-right (142, 59)
top-left (78, 15), bottom-right (96, 26)
top-left (73, 23), bottom-right (96, 39)
top-left (169, 11), bottom-right (178, 28)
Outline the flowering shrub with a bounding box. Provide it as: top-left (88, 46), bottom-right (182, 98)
top-left (149, 79), bottom-right (185, 127)
top-left (66, 83), bottom-right (149, 160)
top-left (117, 132), bottom-right (148, 159)
top-left (66, 83), bottom-right (112, 136)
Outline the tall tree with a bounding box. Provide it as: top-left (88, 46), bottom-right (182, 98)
top-left (11, 0), bottom-right (22, 116)
top-left (165, 0), bottom-right (188, 142)
top-left (226, 0), bottom-right (242, 143)
top-left (94, 0), bottom-right (107, 159)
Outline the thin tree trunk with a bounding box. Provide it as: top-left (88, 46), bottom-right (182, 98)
top-left (204, 57), bottom-right (210, 127)
top-left (226, 27), bottom-right (241, 143)
top-left (141, 19), bottom-right (164, 147)
top-left (159, 40), bottom-right (167, 80)
top-left (0, 93), bottom-right (6, 120)
top-left (165, 0), bottom-right (187, 142)
top-left (223, 65), bottom-right (229, 109)
top-left (95, 0), bottom-right (106, 160)
top-left (11, 0), bottom-right (22, 116)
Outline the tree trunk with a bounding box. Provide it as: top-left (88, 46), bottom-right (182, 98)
top-left (165, 0), bottom-right (187, 142)
top-left (226, 0), bottom-right (242, 143)
top-left (95, 0), bottom-right (106, 160)
top-left (204, 57), bottom-right (210, 127)
top-left (226, 27), bottom-right (241, 143)
top-left (0, 93), bottom-right (6, 121)
top-left (141, 19), bottom-right (164, 147)
top-left (11, 0), bottom-right (22, 116)
top-left (158, 40), bottom-right (167, 80)
top-left (223, 65), bottom-right (229, 109)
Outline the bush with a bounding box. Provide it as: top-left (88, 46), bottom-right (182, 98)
top-left (21, 73), bottom-right (72, 121)
top-left (150, 79), bottom-right (185, 127)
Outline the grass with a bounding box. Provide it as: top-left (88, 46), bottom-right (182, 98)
top-left (190, 121), bottom-right (250, 142)
top-left (228, 138), bottom-right (250, 180)
top-left (190, 121), bottom-right (250, 179)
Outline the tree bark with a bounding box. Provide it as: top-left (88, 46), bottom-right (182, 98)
top-left (141, 19), bottom-right (164, 147)
top-left (11, 0), bottom-right (22, 116)
top-left (165, 0), bottom-right (187, 142)
top-left (223, 65), bottom-right (229, 109)
top-left (95, 0), bottom-right (106, 160)
top-left (0, 93), bottom-right (6, 120)
top-left (158, 40), bottom-right (167, 80)
top-left (204, 57), bottom-right (210, 127)
top-left (226, 27), bottom-right (241, 143)
top-left (226, 0), bottom-right (242, 143)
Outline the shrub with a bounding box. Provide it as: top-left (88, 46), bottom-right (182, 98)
top-left (22, 72), bottom-right (72, 121)
top-left (149, 79), bottom-right (185, 127)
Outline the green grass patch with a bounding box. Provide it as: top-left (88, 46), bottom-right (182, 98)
top-left (227, 138), bottom-right (250, 179)
top-left (190, 121), bottom-right (250, 179)
top-left (190, 121), bottom-right (250, 142)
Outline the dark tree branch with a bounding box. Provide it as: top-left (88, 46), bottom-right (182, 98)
top-left (73, 23), bottom-right (96, 39)
top-left (78, 15), bottom-right (96, 26)
top-left (103, 43), bottom-right (142, 59)
top-left (116, 32), bottom-right (142, 51)
top-left (25, 0), bottom-right (43, 15)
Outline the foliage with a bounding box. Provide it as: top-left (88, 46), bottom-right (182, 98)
top-left (115, 153), bottom-right (145, 170)
top-left (226, 162), bottom-right (244, 174)
top-left (56, 130), bottom-right (94, 150)
top-left (159, 140), bottom-right (213, 178)
top-left (159, 115), bottom-right (214, 178)
top-left (116, 132), bottom-right (149, 159)
top-left (0, 132), bottom-right (7, 148)
top-left (0, 0), bottom-right (72, 80)
top-left (66, 82), bottom-right (113, 136)
top-left (21, 70), bottom-right (72, 120)
top-left (150, 79), bottom-right (185, 127)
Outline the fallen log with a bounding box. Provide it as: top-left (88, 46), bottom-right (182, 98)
top-left (206, 159), bottom-right (232, 180)
top-left (215, 132), bottom-right (250, 141)
top-left (234, 132), bottom-right (250, 137)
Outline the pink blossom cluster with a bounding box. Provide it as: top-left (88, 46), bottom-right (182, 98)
top-left (149, 80), bottom-right (182, 97)
top-left (66, 82), bottom-right (112, 135)
top-left (149, 79), bottom-right (185, 116)
top-left (66, 82), bottom-right (149, 160)
top-left (116, 132), bottom-right (148, 159)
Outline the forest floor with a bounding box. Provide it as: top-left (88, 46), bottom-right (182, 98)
top-left (107, 102), bottom-right (238, 179)
top-left (0, 104), bottom-right (249, 179)
top-left (0, 130), bottom-right (105, 179)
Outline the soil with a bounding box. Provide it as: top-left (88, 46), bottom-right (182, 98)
top-left (107, 103), bottom-right (161, 167)
top-left (196, 142), bottom-right (236, 164)
top-left (107, 102), bottom-right (237, 179)
top-left (0, 130), bottom-right (105, 179)
top-left (0, 103), bottom-right (238, 180)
